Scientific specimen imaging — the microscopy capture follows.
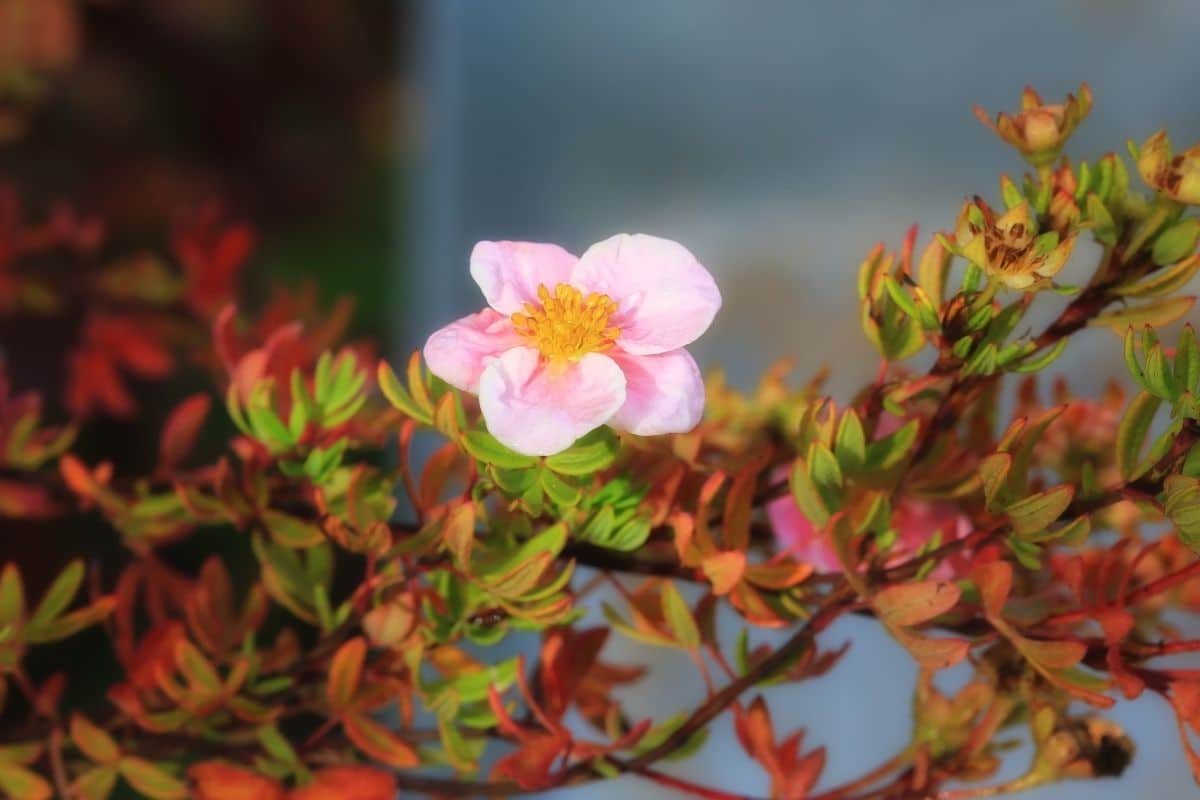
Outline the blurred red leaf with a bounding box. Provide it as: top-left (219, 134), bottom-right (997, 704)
top-left (159, 393), bottom-right (210, 472)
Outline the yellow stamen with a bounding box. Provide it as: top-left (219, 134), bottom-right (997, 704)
top-left (511, 283), bottom-right (620, 362)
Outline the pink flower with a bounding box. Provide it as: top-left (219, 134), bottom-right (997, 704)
top-left (424, 235), bottom-right (721, 455)
top-left (768, 476), bottom-right (972, 578)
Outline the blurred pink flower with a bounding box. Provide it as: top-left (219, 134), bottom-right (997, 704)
top-left (424, 235), bottom-right (721, 455)
top-left (768, 413), bottom-right (973, 576)
top-left (768, 490), bottom-right (972, 577)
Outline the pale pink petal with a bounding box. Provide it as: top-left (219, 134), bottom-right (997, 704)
top-left (478, 347), bottom-right (626, 456)
top-left (572, 234), bottom-right (721, 355)
top-left (423, 309), bottom-right (523, 393)
top-left (470, 241), bottom-right (578, 314)
top-left (608, 349), bottom-right (704, 436)
top-left (892, 500), bottom-right (973, 579)
top-left (766, 491), bottom-right (841, 573)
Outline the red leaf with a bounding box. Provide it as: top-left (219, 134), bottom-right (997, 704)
top-left (492, 732), bottom-right (569, 790)
top-left (159, 394), bottom-right (211, 472)
top-left (539, 627), bottom-right (608, 721)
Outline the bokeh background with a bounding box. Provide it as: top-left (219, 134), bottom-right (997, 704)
top-left (7, 1), bottom-right (1200, 797)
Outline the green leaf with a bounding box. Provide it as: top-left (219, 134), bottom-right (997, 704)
top-left (788, 458), bottom-right (829, 527)
top-left (246, 400), bottom-right (294, 449)
top-left (1124, 327), bottom-right (1149, 390)
top-left (1165, 476), bottom-right (1200, 554)
top-left (544, 428), bottom-right (619, 476)
top-left (1084, 194), bottom-right (1118, 246)
top-left (1013, 337), bottom-right (1069, 373)
top-left (116, 757), bottom-right (187, 800)
top-left (1178, 325), bottom-right (1200, 393)
top-left (979, 453), bottom-right (1012, 512)
top-left (864, 420), bottom-right (919, 471)
top-left (962, 342), bottom-right (998, 376)
top-left (377, 360), bottom-right (433, 425)
top-left (480, 524), bottom-right (568, 585)
top-left (540, 469), bottom-right (582, 506)
top-left (1114, 254), bottom-right (1200, 298)
top-left (176, 640), bottom-right (222, 694)
top-left (834, 409), bottom-right (867, 473)
top-left (608, 516), bottom-right (653, 552)
top-left (1006, 486), bottom-right (1075, 537)
top-left (1116, 391), bottom-right (1162, 480)
top-left (1152, 219), bottom-right (1200, 266)
top-left (0, 564), bottom-right (23, 627)
top-left (808, 443), bottom-right (843, 509)
top-left (1144, 344), bottom-right (1178, 400)
top-left (0, 762), bottom-right (52, 800)
top-left (28, 560), bottom-right (83, 631)
top-left (1091, 296), bottom-right (1196, 331)
top-left (261, 510), bottom-right (325, 549)
top-left (461, 430), bottom-right (538, 469)
top-left (660, 582), bottom-right (699, 650)
top-left (257, 725), bottom-right (301, 767)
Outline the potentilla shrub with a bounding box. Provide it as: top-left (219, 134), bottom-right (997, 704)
top-left (5, 84), bottom-right (1200, 800)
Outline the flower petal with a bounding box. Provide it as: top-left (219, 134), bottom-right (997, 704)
top-left (470, 241), bottom-right (578, 314)
top-left (608, 349), bottom-right (704, 436)
top-left (478, 347), bottom-right (626, 456)
top-left (423, 309), bottom-right (523, 393)
top-left (572, 234), bottom-right (721, 355)
top-left (766, 492), bottom-right (841, 573)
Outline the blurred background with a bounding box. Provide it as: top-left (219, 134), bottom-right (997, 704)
top-left (7, 0), bottom-right (1200, 797)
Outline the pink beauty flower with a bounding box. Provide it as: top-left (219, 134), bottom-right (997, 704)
top-left (424, 235), bottom-right (721, 455)
top-left (768, 467), bottom-right (972, 578)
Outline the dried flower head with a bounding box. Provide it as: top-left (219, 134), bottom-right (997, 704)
top-left (948, 199), bottom-right (1077, 289)
top-left (1133, 130), bottom-right (1200, 205)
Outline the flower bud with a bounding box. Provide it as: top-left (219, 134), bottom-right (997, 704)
top-left (974, 84), bottom-right (1093, 166)
top-left (362, 599), bottom-right (415, 648)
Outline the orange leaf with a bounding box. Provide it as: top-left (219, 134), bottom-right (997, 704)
top-left (69, 714), bottom-right (120, 765)
top-left (342, 712), bottom-right (420, 769)
top-left (188, 762), bottom-right (285, 800)
top-left (875, 580), bottom-right (961, 627)
top-left (290, 766), bottom-right (397, 800)
top-left (492, 732), bottom-right (568, 790)
top-left (58, 454), bottom-right (97, 499)
top-left (701, 551), bottom-right (747, 595)
top-left (900, 632), bottom-right (970, 670)
top-left (972, 561), bottom-right (1012, 619)
top-left (327, 637), bottom-right (366, 712)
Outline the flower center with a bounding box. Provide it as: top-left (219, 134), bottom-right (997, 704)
top-left (511, 283), bottom-right (620, 362)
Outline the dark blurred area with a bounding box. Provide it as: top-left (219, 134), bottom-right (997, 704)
top-left (0, 0), bottom-right (408, 666)
top-left (1, 0), bottom-right (407, 329)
